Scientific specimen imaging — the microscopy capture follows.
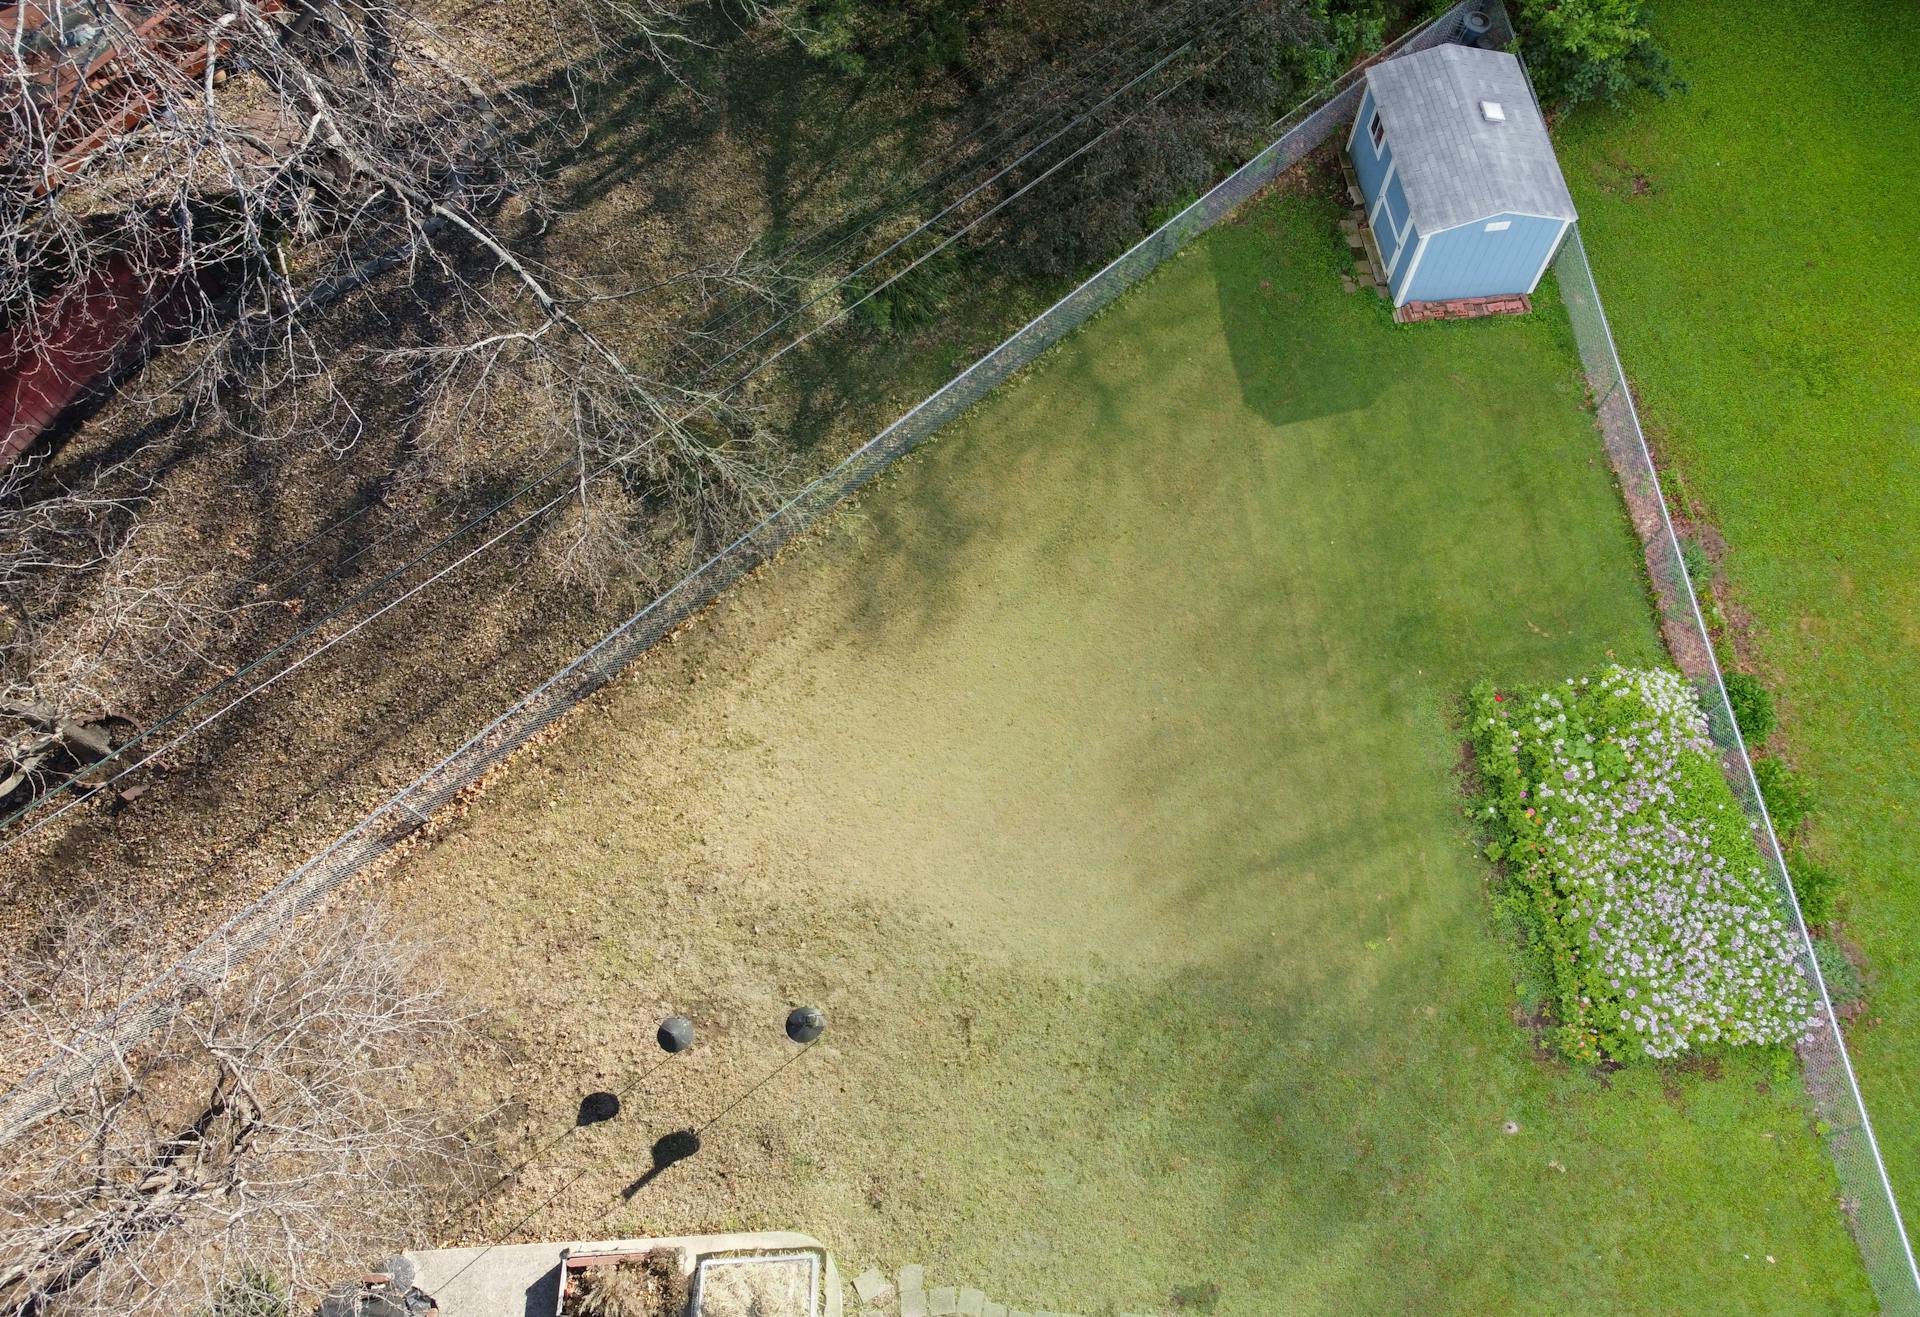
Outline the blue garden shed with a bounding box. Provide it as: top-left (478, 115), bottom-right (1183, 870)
top-left (1347, 43), bottom-right (1576, 310)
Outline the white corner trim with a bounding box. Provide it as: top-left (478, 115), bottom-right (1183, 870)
top-left (1346, 90), bottom-right (1368, 153)
top-left (1525, 218), bottom-right (1573, 294)
top-left (1393, 232), bottom-right (1431, 307)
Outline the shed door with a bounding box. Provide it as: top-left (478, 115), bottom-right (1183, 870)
top-left (1373, 174), bottom-right (1411, 271)
top-left (1376, 216), bottom-right (1402, 271)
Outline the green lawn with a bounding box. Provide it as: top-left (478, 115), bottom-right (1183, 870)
top-left (396, 187), bottom-right (1871, 1313)
top-left (1554, 0), bottom-right (1920, 1233)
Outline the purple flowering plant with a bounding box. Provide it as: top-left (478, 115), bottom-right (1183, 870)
top-left (1470, 666), bottom-right (1820, 1062)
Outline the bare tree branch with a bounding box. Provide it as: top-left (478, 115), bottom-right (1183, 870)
top-left (1, 0), bottom-right (800, 796)
top-left (0, 453), bottom-right (240, 801)
top-left (0, 900), bottom-right (479, 1315)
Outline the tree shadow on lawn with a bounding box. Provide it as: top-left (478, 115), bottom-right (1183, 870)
top-left (784, 285), bottom-right (1263, 658)
top-left (710, 195), bottom-right (1662, 963)
top-left (784, 185), bottom-right (1624, 672)
top-left (579, 212), bottom-right (1887, 1313)
top-left (382, 481), bottom-right (1865, 1314)
top-left (357, 150), bottom-right (1868, 1304)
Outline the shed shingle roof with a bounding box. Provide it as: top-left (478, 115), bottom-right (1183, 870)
top-left (1364, 44), bottom-right (1576, 233)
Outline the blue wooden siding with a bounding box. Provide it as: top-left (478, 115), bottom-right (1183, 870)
top-left (1377, 218), bottom-right (1402, 271)
top-left (1350, 89), bottom-right (1392, 202)
top-left (1393, 213), bottom-right (1567, 305)
top-left (1375, 174), bottom-right (1411, 270)
top-left (1381, 176), bottom-right (1410, 238)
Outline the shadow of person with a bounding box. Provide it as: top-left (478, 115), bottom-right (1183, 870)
top-left (620, 1128), bottom-right (702, 1201)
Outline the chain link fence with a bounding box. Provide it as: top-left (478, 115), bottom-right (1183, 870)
top-left (1554, 226), bottom-right (1920, 1312)
top-left (0, 0), bottom-right (1492, 1144)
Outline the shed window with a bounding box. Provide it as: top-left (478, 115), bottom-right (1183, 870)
top-left (1484, 220), bottom-right (1512, 232)
top-left (1368, 112), bottom-right (1385, 151)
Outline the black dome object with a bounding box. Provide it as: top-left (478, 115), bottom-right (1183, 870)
top-left (785, 1005), bottom-right (826, 1044)
top-left (657, 1015), bottom-right (695, 1053)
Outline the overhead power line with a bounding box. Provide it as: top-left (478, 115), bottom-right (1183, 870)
top-left (236, 0), bottom-right (1233, 606)
top-left (0, 0), bottom-right (1258, 846)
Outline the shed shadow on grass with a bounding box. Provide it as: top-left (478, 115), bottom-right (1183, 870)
top-left (1210, 180), bottom-right (1387, 430)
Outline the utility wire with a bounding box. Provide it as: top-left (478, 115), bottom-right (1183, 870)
top-left (671, 0), bottom-right (1224, 359)
top-left (238, 0), bottom-right (1224, 609)
top-left (0, 0), bottom-right (1250, 845)
top-left (688, 33), bottom-right (1206, 389)
top-left (232, 0), bottom-right (1227, 604)
top-left (280, 0), bottom-right (1242, 605)
top-left (0, 2), bottom-right (1274, 1140)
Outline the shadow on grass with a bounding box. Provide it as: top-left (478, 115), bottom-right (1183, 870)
top-left (620, 1127), bottom-right (703, 1200)
top-left (1211, 180), bottom-right (1389, 429)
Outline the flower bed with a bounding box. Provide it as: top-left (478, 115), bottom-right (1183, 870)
top-left (1470, 666), bottom-right (1818, 1061)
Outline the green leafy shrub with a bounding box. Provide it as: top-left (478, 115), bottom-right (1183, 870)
top-left (1753, 756), bottom-right (1814, 835)
top-left (1679, 536), bottom-right (1711, 590)
top-left (1282, 0), bottom-right (1388, 88)
top-left (1720, 671), bottom-right (1775, 743)
top-left (793, 0), bottom-right (973, 79)
top-left (1787, 851), bottom-right (1842, 927)
top-left (1470, 666), bottom-right (1816, 1062)
top-left (794, 0), bottom-right (867, 77)
top-left (1512, 0), bottom-right (1684, 110)
top-left (1813, 937), bottom-right (1863, 1012)
top-left (1145, 189), bottom-right (1204, 232)
top-left (994, 3), bottom-right (1323, 278)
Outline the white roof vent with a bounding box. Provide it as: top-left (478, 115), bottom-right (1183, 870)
top-left (1480, 100), bottom-right (1507, 122)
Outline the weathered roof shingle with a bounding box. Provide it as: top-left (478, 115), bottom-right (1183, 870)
top-left (1365, 44), bottom-right (1577, 232)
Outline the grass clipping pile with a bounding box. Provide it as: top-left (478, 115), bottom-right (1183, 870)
top-left (1471, 666), bottom-right (1819, 1062)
